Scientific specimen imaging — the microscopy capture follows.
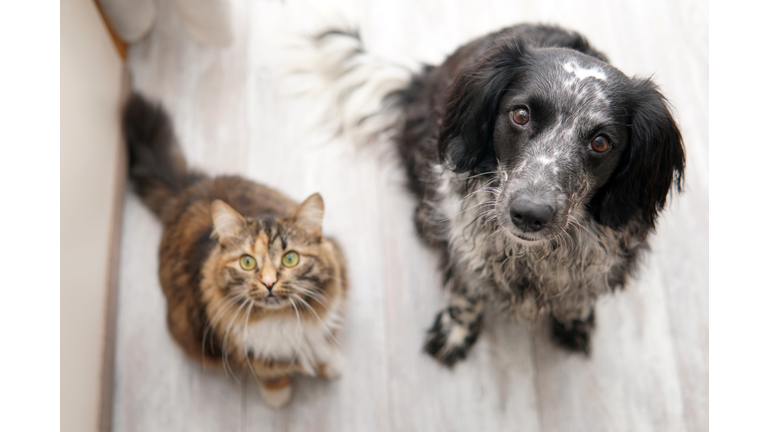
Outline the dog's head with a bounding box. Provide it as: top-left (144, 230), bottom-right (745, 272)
top-left (438, 41), bottom-right (684, 242)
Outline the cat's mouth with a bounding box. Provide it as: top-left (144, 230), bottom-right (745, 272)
top-left (260, 294), bottom-right (285, 309)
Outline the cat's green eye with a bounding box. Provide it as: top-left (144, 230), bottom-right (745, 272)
top-left (239, 255), bottom-right (257, 270)
top-left (282, 251), bottom-right (299, 268)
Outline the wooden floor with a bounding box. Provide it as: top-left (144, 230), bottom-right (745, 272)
top-left (112, 0), bottom-right (709, 431)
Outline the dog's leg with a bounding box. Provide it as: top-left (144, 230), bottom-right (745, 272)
top-left (424, 291), bottom-right (484, 366)
top-left (550, 306), bottom-right (595, 355)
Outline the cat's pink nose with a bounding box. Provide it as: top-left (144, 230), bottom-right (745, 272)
top-left (260, 266), bottom-right (277, 290)
top-left (261, 275), bottom-right (276, 290)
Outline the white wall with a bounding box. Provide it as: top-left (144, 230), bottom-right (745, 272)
top-left (61, 0), bottom-right (124, 431)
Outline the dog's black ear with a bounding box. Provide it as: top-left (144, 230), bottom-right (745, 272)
top-left (589, 78), bottom-right (685, 231)
top-left (438, 42), bottom-right (530, 173)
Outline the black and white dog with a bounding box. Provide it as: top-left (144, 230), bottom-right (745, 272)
top-left (297, 24), bottom-right (684, 365)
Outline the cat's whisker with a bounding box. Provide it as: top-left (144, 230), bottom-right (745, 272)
top-left (291, 279), bottom-right (336, 300)
top-left (222, 299), bottom-right (249, 383)
top-left (207, 293), bottom-right (248, 340)
top-left (287, 297), bottom-right (303, 338)
top-left (286, 297), bottom-right (303, 369)
top-left (288, 297), bottom-right (302, 327)
top-left (201, 295), bottom-right (232, 365)
top-left (290, 294), bottom-right (340, 347)
top-left (290, 294), bottom-right (323, 325)
top-left (202, 291), bottom-right (245, 362)
top-left (241, 300), bottom-right (259, 380)
top-left (289, 284), bottom-right (332, 310)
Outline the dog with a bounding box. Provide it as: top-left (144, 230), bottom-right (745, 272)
top-left (296, 24), bottom-right (685, 366)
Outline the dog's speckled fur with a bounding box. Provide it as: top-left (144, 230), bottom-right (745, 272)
top-left (300, 24), bottom-right (684, 366)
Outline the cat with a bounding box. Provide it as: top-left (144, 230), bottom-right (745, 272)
top-left (123, 93), bottom-right (348, 408)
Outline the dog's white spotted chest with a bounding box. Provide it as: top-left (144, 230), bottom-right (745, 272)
top-left (433, 167), bottom-right (626, 317)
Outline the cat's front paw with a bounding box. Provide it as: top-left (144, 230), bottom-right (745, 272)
top-left (318, 354), bottom-right (344, 380)
top-left (424, 307), bottom-right (482, 367)
top-left (259, 377), bottom-right (293, 408)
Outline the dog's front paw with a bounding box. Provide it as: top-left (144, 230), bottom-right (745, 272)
top-left (424, 308), bottom-right (482, 367)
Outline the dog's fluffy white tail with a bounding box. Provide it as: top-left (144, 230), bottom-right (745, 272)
top-left (285, 30), bottom-right (420, 146)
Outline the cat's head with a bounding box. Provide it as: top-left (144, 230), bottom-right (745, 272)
top-left (207, 193), bottom-right (335, 312)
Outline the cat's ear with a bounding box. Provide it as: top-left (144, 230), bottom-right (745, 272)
top-left (291, 193), bottom-right (324, 237)
top-left (211, 200), bottom-right (246, 240)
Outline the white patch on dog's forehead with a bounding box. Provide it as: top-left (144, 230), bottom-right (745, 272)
top-left (562, 61), bottom-right (607, 81)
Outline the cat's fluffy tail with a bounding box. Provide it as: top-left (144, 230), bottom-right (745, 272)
top-left (286, 29), bottom-right (420, 146)
top-left (123, 93), bottom-right (204, 221)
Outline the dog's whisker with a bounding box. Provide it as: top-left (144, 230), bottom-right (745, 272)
top-left (440, 199), bottom-right (496, 222)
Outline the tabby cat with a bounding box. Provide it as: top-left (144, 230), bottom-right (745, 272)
top-left (123, 93), bottom-right (348, 408)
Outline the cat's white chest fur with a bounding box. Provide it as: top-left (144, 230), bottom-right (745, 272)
top-left (236, 300), bottom-right (344, 376)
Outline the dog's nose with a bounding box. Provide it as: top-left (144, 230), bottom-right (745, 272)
top-left (510, 195), bottom-right (555, 232)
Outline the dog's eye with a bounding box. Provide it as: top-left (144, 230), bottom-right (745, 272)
top-left (589, 136), bottom-right (611, 153)
top-left (511, 108), bottom-right (530, 125)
